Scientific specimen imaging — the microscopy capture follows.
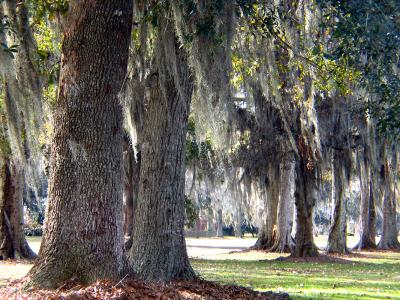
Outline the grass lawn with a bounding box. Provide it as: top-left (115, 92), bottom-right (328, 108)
top-left (192, 251), bottom-right (400, 300)
top-left (0, 236), bottom-right (399, 300)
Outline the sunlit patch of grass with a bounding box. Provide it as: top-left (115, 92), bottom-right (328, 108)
top-left (26, 236), bottom-right (41, 254)
top-left (0, 261), bottom-right (32, 288)
top-left (0, 236), bottom-right (399, 300)
top-left (191, 251), bottom-right (400, 300)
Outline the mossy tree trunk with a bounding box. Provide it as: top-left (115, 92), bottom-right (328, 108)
top-left (127, 18), bottom-right (195, 281)
top-left (216, 209), bottom-right (224, 238)
top-left (378, 145), bottom-right (400, 250)
top-left (254, 165), bottom-right (280, 250)
top-left (356, 145), bottom-right (377, 250)
top-left (327, 149), bottom-right (350, 254)
top-left (0, 156), bottom-right (36, 260)
top-left (270, 156), bottom-right (295, 253)
top-left (26, 0), bottom-right (133, 288)
top-left (292, 155), bottom-right (319, 257)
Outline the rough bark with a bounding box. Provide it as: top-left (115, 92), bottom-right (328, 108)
top-left (0, 157), bottom-right (36, 260)
top-left (378, 146), bottom-right (400, 250)
top-left (27, 1), bottom-right (133, 288)
top-left (216, 209), bottom-right (224, 238)
top-left (127, 19), bottom-right (195, 281)
top-left (327, 149), bottom-right (350, 254)
top-left (235, 210), bottom-right (244, 239)
top-left (292, 157), bottom-right (319, 257)
top-left (270, 157), bottom-right (295, 253)
top-left (355, 147), bottom-right (377, 250)
top-left (254, 164), bottom-right (280, 249)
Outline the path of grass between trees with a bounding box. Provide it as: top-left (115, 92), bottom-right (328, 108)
top-left (0, 237), bottom-right (399, 300)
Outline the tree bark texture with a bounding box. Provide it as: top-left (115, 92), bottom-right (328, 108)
top-left (0, 157), bottom-right (36, 260)
top-left (27, 1), bottom-right (133, 288)
top-left (128, 20), bottom-right (195, 281)
top-left (270, 157), bottom-right (295, 253)
top-left (327, 149), bottom-right (350, 254)
top-left (378, 146), bottom-right (400, 250)
top-left (254, 164), bottom-right (280, 249)
top-left (216, 209), bottom-right (224, 238)
top-left (292, 157), bottom-right (319, 257)
top-left (356, 147), bottom-right (377, 250)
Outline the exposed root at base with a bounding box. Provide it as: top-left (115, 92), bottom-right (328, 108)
top-left (1, 278), bottom-right (290, 300)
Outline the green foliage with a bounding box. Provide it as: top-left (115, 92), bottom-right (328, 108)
top-left (0, 85), bottom-right (11, 158)
top-left (309, 45), bottom-right (361, 95)
top-left (27, 0), bottom-right (69, 24)
top-left (318, 0), bottom-right (400, 139)
top-left (0, 14), bottom-right (18, 58)
top-left (237, 0), bottom-right (278, 39)
top-left (33, 20), bottom-right (61, 85)
top-left (186, 115), bottom-right (215, 164)
top-left (143, 1), bottom-right (168, 27)
top-left (184, 194), bottom-right (199, 228)
top-left (178, 0), bottom-right (231, 46)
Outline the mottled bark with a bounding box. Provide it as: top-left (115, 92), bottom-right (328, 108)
top-left (207, 209), bottom-right (214, 233)
top-left (0, 157), bottom-right (36, 260)
top-left (327, 149), bottom-right (350, 254)
top-left (254, 164), bottom-right (280, 249)
top-left (128, 20), bottom-right (195, 281)
top-left (270, 157), bottom-right (295, 253)
top-left (378, 147), bottom-right (400, 250)
top-left (235, 211), bottom-right (244, 238)
top-left (216, 209), bottom-right (224, 237)
top-left (27, 1), bottom-right (133, 288)
top-left (292, 157), bottom-right (319, 257)
top-left (355, 148), bottom-right (377, 250)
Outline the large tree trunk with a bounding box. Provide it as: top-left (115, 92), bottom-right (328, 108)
top-left (27, 1), bottom-right (133, 288)
top-left (292, 158), bottom-right (319, 257)
top-left (327, 149), bottom-right (350, 254)
top-left (253, 165), bottom-right (279, 249)
top-left (0, 157), bottom-right (36, 260)
top-left (356, 148), bottom-right (377, 250)
top-left (378, 146), bottom-right (400, 250)
top-left (127, 20), bottom-right (195, 281)
top-left (270, 157), bottom-right (295, 253)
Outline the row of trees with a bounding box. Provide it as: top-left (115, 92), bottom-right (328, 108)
top-left (0, 0), bottom-right (398, 290)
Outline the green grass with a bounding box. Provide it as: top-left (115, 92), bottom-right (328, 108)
top-left (191, 251), bottom-right (400, 300)
top-left (0, 237), bottom-right (399, 300)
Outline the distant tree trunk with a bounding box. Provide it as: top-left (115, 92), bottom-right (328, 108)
top-left (356, 149), bottom-right (377, 250)
top-left (122, 135), bottom-right (140, 250)
top-left (216, 209), bottom-right (224, 237)
top-left (378, 147), bottom-right (400, 250)
top-left (0, 157), bottom-right (36, 260)
top-left (27, 0), bottom-right (133, 288)
top-left (254, 165), bottom-right (279, 249)
top-left (235, 219), bottom-right (243, 238)
top-left (207, 208), bottom-right (214, 233)
top-left (292, 157), bottom-right (319, 257)
top-left (327, 149), bottom-right (350, 254)
top-left (234, 203), bottom-right (244, 238)
top-left (270, 156), bottom-right (295, 253)
top-left (127, 20), bottom-right (195, 281)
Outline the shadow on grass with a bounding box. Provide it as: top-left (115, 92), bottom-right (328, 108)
top-left (191, 254), bottom-right (400, 300)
